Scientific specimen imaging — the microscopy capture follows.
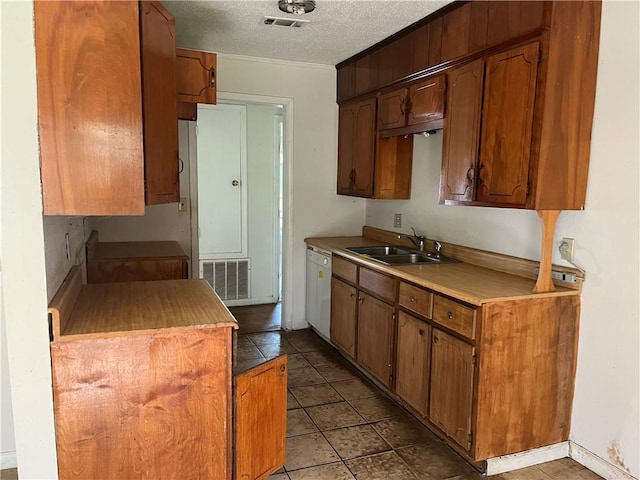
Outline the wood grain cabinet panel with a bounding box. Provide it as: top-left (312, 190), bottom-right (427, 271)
top-left (235, 355), bottom-right (287, 480)
top-left (330, 277), bottom-right (358, 358)
top-left (395, 312), bottom-right (431, 416)
top-left (407, 75), bottom-right (445, 127)
top-left (358, 267), bottom-right (395, 302)
top-left (432, 295), bottom-right (476, 340)
top-left (176, 48), bottom-right (217, 104)
top-left (378, 88), bottom-right (408, 131)
top-left (35, 0), bottom-right (179, 215)
top-left (399, 282), bottom-right (433, 319)
top-left (331, 256), bottom-right (358, 284)
top-left (429, 328), bottom-right (475, 451)
top-left (356, 292), bottom-right (395, 387)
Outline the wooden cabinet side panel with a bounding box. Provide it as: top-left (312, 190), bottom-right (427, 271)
top-left (375, 135), bottom-right (413, 200)
top-left (337, 62), bottom-right (356, 103)
top-left (533, 1), bottom-right (601, 210)
top-left (87, 259), bottom-right (187, 284)
top-left (477, 42), bottom-right (539, 206)
top-left (140, 1), bottom-right (180, 205)
top-left (176, 49), bottom-right (217, 104)
top-left (330, 278), bottom-right (357, 358)
top-left (337, 105), bottom-right (356, 195)
top-left (440, 60), bottom-right (484, 203)
top-left (473, 296), bottom-right (580, 460)
top-left (235, 355), bottom-right (287, 480)
top-left (395, 312), bottom-right (430, 416)
top-left (356, 293), bottom-right (394, 387)
top-left (51, 328), bottom-right (232, 480)
top-left (353, 99), bottom-right (377, 197)
top-left (429, 329), bottom-right (475, 450)
top-left (35, 1), bottom-right (145, 215)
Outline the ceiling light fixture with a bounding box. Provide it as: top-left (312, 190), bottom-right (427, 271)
top-left (278, 0), bottom-right (316, 15)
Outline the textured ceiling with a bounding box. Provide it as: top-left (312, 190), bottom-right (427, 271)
top-left (163, 0), bottom-right (453, 65)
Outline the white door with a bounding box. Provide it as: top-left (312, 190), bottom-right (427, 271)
top-left (196, 104), bottom-right (248, 259)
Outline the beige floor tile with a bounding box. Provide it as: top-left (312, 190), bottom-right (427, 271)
top-left (288, 390), bottom-right (301, 410)
top-left (324, 424), bottom-right (391, 460)
top-left (371, 414), bottom-right (438, 449)
top-left (287, 409), bottom-right (319, 437)
top-left (237, 343), bottom-right (266, 359)
top-left (536, 458), bottom-right (603, 479)
top-left (397, 442), bottom-right (481, 479)
top-left (490, 466), bottom-right (554, 480)
top-left (247, 331), bottom-right (285, 345)
top-left (287, 366), bottom-right (327, 388)
top-left (234, 356), bottom-right (267, 374)
top-left (285, 353), bottom-right (313, 370)
top-left (306, 401), bottom-right (366, 431)
top-left (0, 469), bottom-right (18, 480)
top-left (302, 350), bottom-right (343, 367)
top-left (349, 395), bottom-right (404, 422)
top-left (267, 473), bottom-right (290, 480)
top-left (289, 383), bottom-right (344, 407)
top-left (258, 342), bottom-right (299, 358)
top-left (287, 462), bottom-right (355, 480)
top-left (285, 433), bottom-right (340, 471)
top-left (236, 335), bottom-right (255, 348)
top-left (346, 450), bottom-right (417, 480)
top-left (315, 363), bottom-right (359, 382)
top-left (331, 378), bottom-right (381, 400)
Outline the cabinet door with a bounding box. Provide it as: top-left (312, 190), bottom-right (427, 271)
top-left (477, 42), bottom-right (539, 205)
top-left (407, 75), bottom-right (445, 127)
top-left (176, 48), bottom-right (217, 104)
top-left (35, 1), bottom-right (145, 215)
top-left (440, 60), bottom-right (484, 203)
top-left (140, 1), bottom-right (180, 205)
top-left (429, 329), bottom-right (475, 451)
top-left (330, 277), bottom-right (358, 357)
top-left (357, 293), bottom-right (394, 387)
top-left (235, 355), bottom-right (287, 480)
top-left (378, 88), bottom-right (408, 130)
top-left (337, 99), bottom-right (376, 197)
top-left (395, 312), bottom-right (431, 416)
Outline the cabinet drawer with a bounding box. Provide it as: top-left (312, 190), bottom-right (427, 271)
top-left (332, 256), bottom-right (358, 284)
top-left (432, 295), bottom-right (476, 340)
top-left (359, 267), bottom-right (395, 302)
top-left (399, 282), bottom-right (433, 319)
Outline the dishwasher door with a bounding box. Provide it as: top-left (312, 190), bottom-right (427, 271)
top-left (305, 246), bottom-right (332, 341)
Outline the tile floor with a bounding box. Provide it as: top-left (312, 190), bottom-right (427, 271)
top-left (236, 328), bottom-right (603, 480)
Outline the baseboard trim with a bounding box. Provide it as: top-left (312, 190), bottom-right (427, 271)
top-left (485, 442), bottom-right (569, 475)
top-left (570, 442), bottom-right (637, 480)
top-left (223, 297), bottom-right (279, 308)
top-left (1, 450), bottom-right (17, 469)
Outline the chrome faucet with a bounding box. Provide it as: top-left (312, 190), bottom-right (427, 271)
top-left (398, 227), bottom-right (426, 251)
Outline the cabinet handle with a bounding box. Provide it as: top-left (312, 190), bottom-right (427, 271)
top-left (409, 295), bottom-right (416, 303)
top-left (466, 167), bottom-right (474, 185)
top-left (419, 329), bottom-right (424, 336)
top-left (433, 336), bottom-right (439, 344)
top-left (350, 293), bottom-right (356, 299)
top-left (400, 97), bottom-right (406, 115)
top-left (359, 297), bottom-right (364, 304)
top-left (478, 178), bottom-right (484, 185)
top-left (447, 312), bottom-right (454, 319)
top-left (210, 67), bottom-right (216, 89)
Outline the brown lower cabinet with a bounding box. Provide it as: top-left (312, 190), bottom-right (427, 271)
top-left (49, 272), bottom-right (286, 480)
top-left (330, 256), bottom-right (580, 464)
top-left (330, 277), bottom-right (358, 357)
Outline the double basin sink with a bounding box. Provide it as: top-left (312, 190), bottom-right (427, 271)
top-left (345, 245), bottom-right (459, 266)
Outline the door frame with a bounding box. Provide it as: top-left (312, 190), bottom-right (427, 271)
top-left (189, 92), bottom-right (294, 331)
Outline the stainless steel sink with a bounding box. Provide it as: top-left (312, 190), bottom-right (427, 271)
top-left (345, 245), bottom-right (413, 256)
top-left (345, 246), bottom-right (459, 265)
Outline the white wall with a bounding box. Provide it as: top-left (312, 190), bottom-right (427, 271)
top-left (1, 277), bottom-right (16, 469)
top-left (246, 104), bottom-right (282, 302)
top-left (217, 54), bottom-right (366, 328)
top-left (0, 1), bottom-right (59, 478)
top-left (93, 121), bottom-right (193, 271)
top-left (366, 2), bottom-right (639, 476)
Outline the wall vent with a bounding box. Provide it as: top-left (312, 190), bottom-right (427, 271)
top-left (201, 259), bottom-right (250, 301)
top-left (263, 16), bottom-right (310, 28)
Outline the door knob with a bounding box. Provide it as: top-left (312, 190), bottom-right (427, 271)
top-left (232, 180), bottom-right (239, 186)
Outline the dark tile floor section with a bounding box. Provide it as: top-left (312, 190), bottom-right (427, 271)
top-left (236, 328), bottom-right (603, 480)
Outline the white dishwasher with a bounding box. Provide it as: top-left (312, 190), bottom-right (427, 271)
top-left (305, 245), bottom-right (332, 341)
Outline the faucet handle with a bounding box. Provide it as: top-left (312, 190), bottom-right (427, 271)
top-left (410, 227), bottom-right (425, 240)
top-left (434, 241), bottom-right (442, 257)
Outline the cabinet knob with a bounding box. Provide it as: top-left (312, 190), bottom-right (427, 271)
top-left (280, 364), bottom-right (286, 372)
top-left (433, 336), bottom-right (439, 344)
top-left (210, 67), bottom-right (216, 88)
top-left (409, 295), bottom-right (416, 303)
top-left (447, 312), bottom-right (454, 319)
top-left (232, 180), bottom-right (240, 186)
top-left (350, 293), bottom-right (356, 299)
top-left (359, 297), bottom-right (364, 304)
top-left (419, 329), bottom-right (424, 336)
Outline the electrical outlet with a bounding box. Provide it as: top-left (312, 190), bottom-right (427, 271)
top-left (178, 197), bottom-right (188, 212)
top-left (393, 213), bottom-right (402, 228)
top-left (559, 237), bottom-right (575, 261)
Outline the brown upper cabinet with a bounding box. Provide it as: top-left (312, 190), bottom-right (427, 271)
top-left (378, 76), bottom-right (445, 136)
top-left (176, 48), bottom-right (217, 121)
top-left (337, 1), bottom-right (601, 210)
top-left (35, 1), bottom-right (179, 215)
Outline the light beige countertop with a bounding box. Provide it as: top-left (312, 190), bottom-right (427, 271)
top-left (306, 236), bottom-right (578, 306)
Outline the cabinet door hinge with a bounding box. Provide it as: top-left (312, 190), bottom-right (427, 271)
top-left (392, 313), bottom-right (396, 320)
top-left (472, 353), bottom-right (477, 366)
top-left (468, 432), bottom-right (474, 445)
top-left (526, 182), bottom-right (530, 197)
